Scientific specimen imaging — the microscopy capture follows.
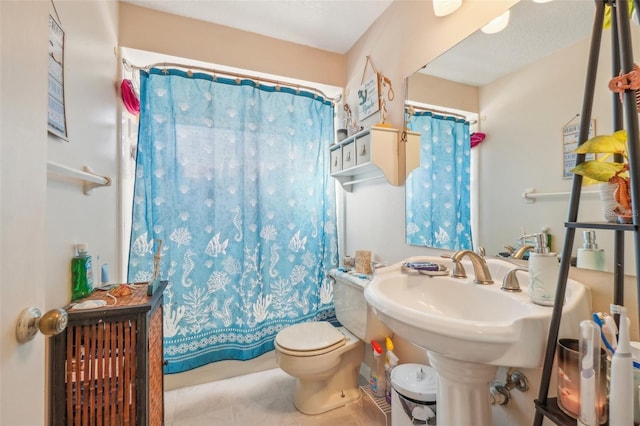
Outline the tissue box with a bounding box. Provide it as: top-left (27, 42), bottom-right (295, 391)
top-left (355, 250), bottom-right (372, 274)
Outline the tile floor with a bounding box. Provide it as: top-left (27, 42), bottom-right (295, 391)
top-left (164, 367), bottom-right (387, 426)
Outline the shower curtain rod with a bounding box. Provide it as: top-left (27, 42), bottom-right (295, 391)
top-left (123, 59), bottom-right (338, 103)
top-left (405, 104), bottom-right (476, 123)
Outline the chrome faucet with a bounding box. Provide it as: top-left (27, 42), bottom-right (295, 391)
top-left (512, 245), bottom-right (534, 259)
top-left (501, 267), bottom-right (528, 292)
top-left (450, 250), bottom-right (494, 284)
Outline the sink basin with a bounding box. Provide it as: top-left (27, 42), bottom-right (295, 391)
top-left (364, 255), bottom-right (591, 426)
top-left (365, 255), bottom-right (589, 367)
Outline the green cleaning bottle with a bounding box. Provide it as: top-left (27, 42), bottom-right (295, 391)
top-left (71, 243), bottom-right (94, 301)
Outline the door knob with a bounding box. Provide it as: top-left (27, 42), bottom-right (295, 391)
top-left (16, 306), bottom-right (68, 343)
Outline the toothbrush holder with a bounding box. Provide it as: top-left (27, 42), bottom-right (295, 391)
top-left (556, 338), bottom-right (608, 424)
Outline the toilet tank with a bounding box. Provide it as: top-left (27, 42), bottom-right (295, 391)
top-left (329, 269), bottom-right (390, 341)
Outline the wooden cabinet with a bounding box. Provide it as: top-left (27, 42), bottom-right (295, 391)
top-left (49, 281), bottom-right (167, 425)
top-left (329, 126), bottom-right (418, 190)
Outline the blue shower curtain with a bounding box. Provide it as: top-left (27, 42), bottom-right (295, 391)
top-left (405, 111), bottom-right (472, 250)
top-left (128, 68), bottom-right (338, 373)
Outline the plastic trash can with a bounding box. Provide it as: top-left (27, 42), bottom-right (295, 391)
top-left (391, 363), bottom-right (437, 426)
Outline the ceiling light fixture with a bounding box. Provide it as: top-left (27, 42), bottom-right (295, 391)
top-left (433, 0), bottom-right (463, 17)
top-left (481, 10), bottom-right (510, 34)
top-left (532, 0), bottom-right (553, 3)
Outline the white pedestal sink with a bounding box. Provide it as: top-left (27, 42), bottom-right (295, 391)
top-left (364, 256), bottom-right (590, 426)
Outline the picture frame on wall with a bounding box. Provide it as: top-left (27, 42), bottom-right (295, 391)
top-left (357, 72), bottom-right (380, 122)
top-left (562, 119), bottom-right (596, 179)
top-left (48, 14), bottom-right (68, 141)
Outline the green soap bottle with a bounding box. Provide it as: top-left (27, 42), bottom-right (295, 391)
top-left (71, 243), bottom-right (94, 301)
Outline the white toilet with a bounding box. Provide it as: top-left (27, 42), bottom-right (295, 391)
top-left (274, 270), bottom-right (385, 415)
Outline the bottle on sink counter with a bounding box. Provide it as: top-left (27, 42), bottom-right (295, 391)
top-left (71, 243), bottom-right (94, 301)
top-left (576, 230), bottom-right (606, 271)
top-left (528, 233), bottom-right (559, 306)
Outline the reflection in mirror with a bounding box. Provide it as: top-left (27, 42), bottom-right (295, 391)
top-left (405, 107), bottom-right (473, 250)
top-left (405, 1), bottom-right (640, 274)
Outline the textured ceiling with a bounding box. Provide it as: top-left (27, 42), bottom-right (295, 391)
top-left (421, 0), bottom-right (596, 86)
top-left (122, 0), bottom-right (394, 54)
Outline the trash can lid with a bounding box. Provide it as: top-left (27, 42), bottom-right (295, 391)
top-left (391, 363), bottom-right (437, 402)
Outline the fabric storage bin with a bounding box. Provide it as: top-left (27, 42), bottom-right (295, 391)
top-left (330, 145), bottom-right (342, 174)
top-left (355, 131), bottom-right (371, 165)
top-left (342, 141), bottom-right (355, 169)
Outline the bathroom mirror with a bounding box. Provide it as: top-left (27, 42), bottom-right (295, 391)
top-left (405, 0), bottom-right (640, 275)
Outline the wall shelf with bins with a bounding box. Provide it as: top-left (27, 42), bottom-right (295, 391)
top-left (329, 126), bottom-right (418, 191)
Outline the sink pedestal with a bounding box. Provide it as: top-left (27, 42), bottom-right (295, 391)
top-left (364, 257), bottom-right (590, 425)
top-left (428, 351), bottom-right (497, 426)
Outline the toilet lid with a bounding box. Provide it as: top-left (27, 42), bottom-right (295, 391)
top-left (275, 321), bottom-right (346, 353)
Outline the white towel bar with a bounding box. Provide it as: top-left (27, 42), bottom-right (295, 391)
top-left (341, 174), bottom-right (386, 187)
top-left (522, 188), bottom-right (599, 203)
top-left (47, 161), bottom-right (112, 195)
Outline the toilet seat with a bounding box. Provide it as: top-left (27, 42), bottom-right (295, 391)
top-left (275, 321), bottom-right (346, 356)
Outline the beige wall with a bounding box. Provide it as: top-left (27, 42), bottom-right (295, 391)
top-left (407, 72), bottom-right (479, 113)
top-left (119, 2), bottom-right (345, 90)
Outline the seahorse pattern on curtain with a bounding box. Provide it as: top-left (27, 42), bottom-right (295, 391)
top-left (128, 68), bottom-right (338, 373)
top-left (405, 111), bottom-right (472, 250)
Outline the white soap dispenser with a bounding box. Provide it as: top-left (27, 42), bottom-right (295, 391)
top-left (528, 233), bottom-right (560, 306)
top-left (576, 230), bottom-right (606, 271)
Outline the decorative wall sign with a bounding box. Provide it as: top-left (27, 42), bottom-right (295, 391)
top-left (48, 14), bottom-right (68, 140)
top-left (563, 119), bottom-right (595, 179)
top-left (357, 72), bottom-right (380, 121)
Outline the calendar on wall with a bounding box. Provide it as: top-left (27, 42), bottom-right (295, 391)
top-left (48, 14), bottom-right (68, 140)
